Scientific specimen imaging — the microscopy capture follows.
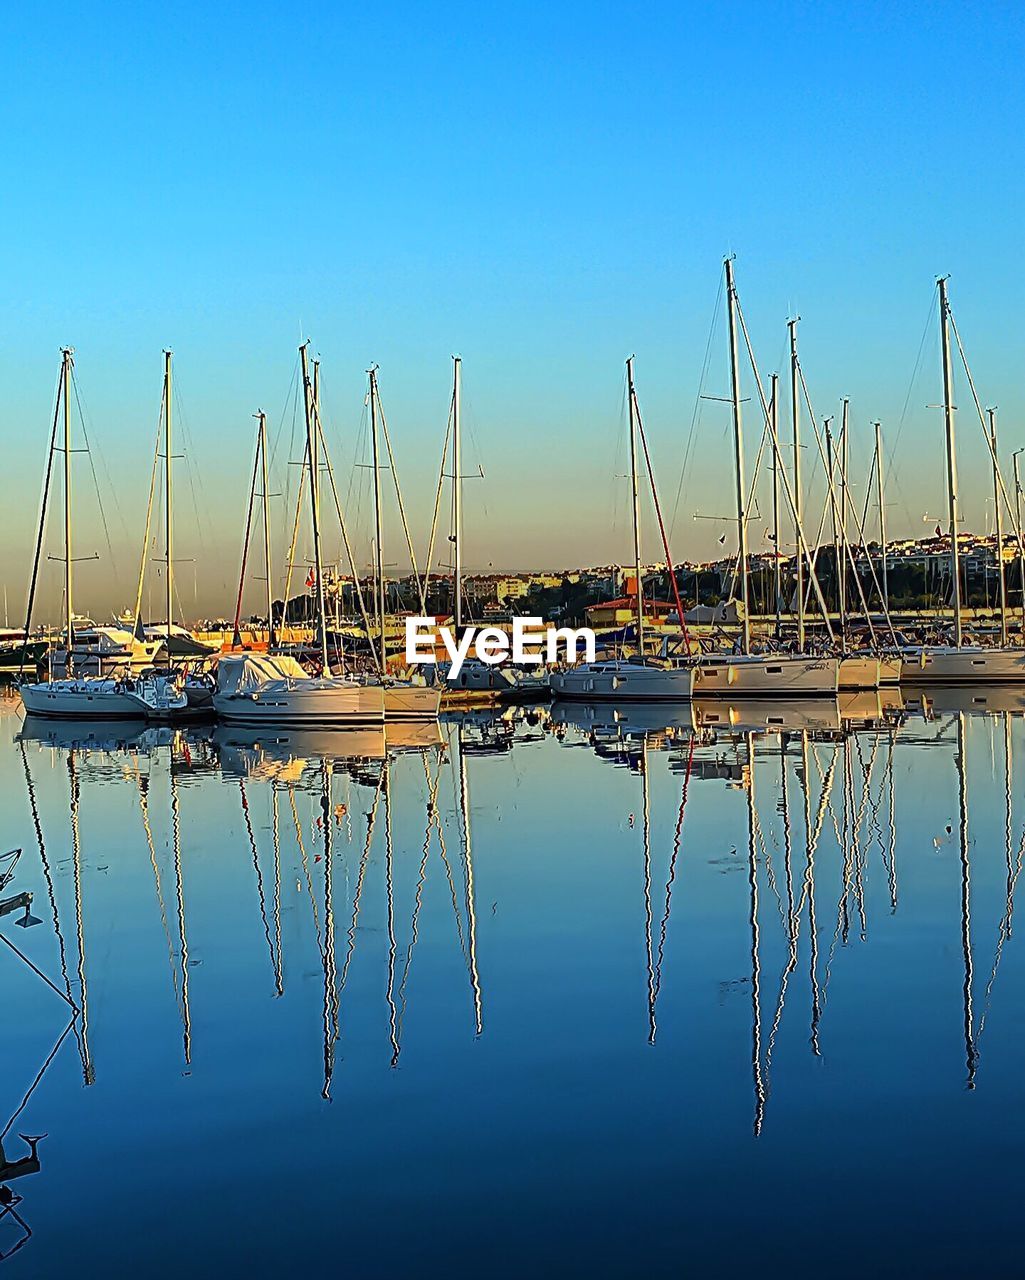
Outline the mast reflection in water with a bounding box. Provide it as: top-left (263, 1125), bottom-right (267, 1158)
top-left (1, 691), bottom-right (1023, 1275)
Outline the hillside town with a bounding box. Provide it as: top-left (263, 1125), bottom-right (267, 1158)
top-left (239, 527), bottom-right (1022, 637)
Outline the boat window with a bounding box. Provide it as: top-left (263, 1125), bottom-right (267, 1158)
top-left (766, 666), bottom-right (782, 675)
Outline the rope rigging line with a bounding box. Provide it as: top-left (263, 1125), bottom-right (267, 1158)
top-left (19, 363), bottom-right (63, 672)
top-left (796, 363), bottom-right (896, 646)
top-left (886, 288), bottom-right (935, 533)
top-left (132, 383), bottom-right (166, 628)
top-left (732, 290), bottom-right (836, 643)
top-left (172, 377), bottom-right (220, 597)
top-left (70, 369), bottom-right (122, 597)
top-left (634, 397), bottom-right (690, 649)
top-left (375, 381), bottom-right (428, 614)
top-left (947, 306), bottom-right (1025, 551)
top-left (670, 273), bottom-right (723, 544)
top-left (423, 391), bottom-right (453, 583)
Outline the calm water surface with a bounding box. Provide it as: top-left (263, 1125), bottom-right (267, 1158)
top-left (0, 689), bottom-right (1023, 1276)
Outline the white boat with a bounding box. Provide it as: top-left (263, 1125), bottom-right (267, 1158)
top-left (20, 671), bottom-right (187, 719)
top-left (900, 645), bottom-right (1025, 684)
top-left (213, 653), bottom-right (385, 725)
top-left (49, 621), bottom-right (162, 674)
top-left (552, 359), bottom-right (699, 707)
top-left (438, 657), bottom-right (549, 701)
top-left (141, 621), bottom-right (217, 658)
top-left (691, 653), bottom-right (838, 697)
top-left (837, 653), bottom-right (905, 689)
top-left (906, 283), bottom-right (1025, 689)
top-left (550, 659), bottom-right (695, 701)
top-left (879, 656), bottom-right (902, 684)
top-left (380, 681), bottom-right (442, 721)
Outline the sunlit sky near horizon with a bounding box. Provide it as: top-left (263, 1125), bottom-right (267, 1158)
top-left (2, 0), bottom-right (1024, 622)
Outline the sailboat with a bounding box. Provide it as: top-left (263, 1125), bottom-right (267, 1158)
top-left (431, 358), bottom-right (547, 702)
top-left (360, 364), bottom-right (440, 721)
top-left (785, 337), bottom-right (900, 690)
top-left (550, 357), bottom-right (696, 701)
top-left (48, 617), bottom-right (162, 675)
top-left (213, 343), bottom-right (385, 726)
top-left (902, 279), bottom-right (1025, 683)
top-left (691, 259), bottom-right (838, 698)
top-left (19, 350), bottom-right (186, 721)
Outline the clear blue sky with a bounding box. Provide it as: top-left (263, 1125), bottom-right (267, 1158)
top-left (2, 0), bottom-right (1023, 621)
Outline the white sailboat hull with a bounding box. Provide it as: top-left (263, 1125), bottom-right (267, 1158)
top-left (879, 657), bottom-right (902, 685)
top-left (837, 655), bottom-right (882, 690)
top-left (213, 678), bottom-right (385, 725)
top-left (900, 646), bottom-right (1025, 684)
top-left (692, 654), bottom-right (838, 697)
top-left (549, 661), bottom-right (695, 702)
top-left (381, 684), bottom-right (442, 721)
top-left (20, 675), bottom-right (187, 719)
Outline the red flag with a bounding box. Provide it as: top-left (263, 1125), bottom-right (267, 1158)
top-left (935, 524), bottom-right (942, 538)
top-left (306, 568), bottom-right (315, 589)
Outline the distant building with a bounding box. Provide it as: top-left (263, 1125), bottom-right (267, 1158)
top-left (496, 577), bottom-right (529, 601)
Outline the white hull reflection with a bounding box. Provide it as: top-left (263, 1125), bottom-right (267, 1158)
top-left (213, 720), bottom-right (442, 781)
top-left (900, 646), bottom-right (1025, 684)
top-left (551, 699), bottom-right (696, 736)
top-left (838, 688), bottom-right (905, 726)
top-left (551, 697), bottom-right (844, 737)
top-left (908, 684), bottom-right (1025, 716)
top-left (691, 697), bottom-right (841, 734)
top-left (18, 715), bottom-right (176, 753)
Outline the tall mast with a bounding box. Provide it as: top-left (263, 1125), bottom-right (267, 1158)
top-left (988, 408), bottom-right (1007, 646)
top-left (1015, 449), bottom-right (1025, 636)
top-left (258, 410), bottom-right (274, 648)
top-left (369, 367), bottom-right (387, 672)
top-left (789, 318), bottom-right (804, 650)
top-left (626, 356), bottom-right (645, 656)
top-left (938, 277), bottom-right (962, 647)
top-left (452, 356), bottom-right (463, 630)
top-left (61, 348), bottom-right (74, 649)
top-left (299, 343), bottom-right (330, 672)
top-left (825, 417), bottom-right (838, 628)
top-left (770, 373), bottom-right (782, 637)
top-left (312, 359), bottom-right (320, 513)
top-left (163, 350), bottom-right (173, 655)
top-left (724, 259), bottom-right (751, 654)
top-left (839, 397), bottom-right (849, 644)
top-left (874, 421), bottom-right (888, 614)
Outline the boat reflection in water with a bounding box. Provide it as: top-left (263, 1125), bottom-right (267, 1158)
top-left (3, 691), bottom-right (1025, 1272)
